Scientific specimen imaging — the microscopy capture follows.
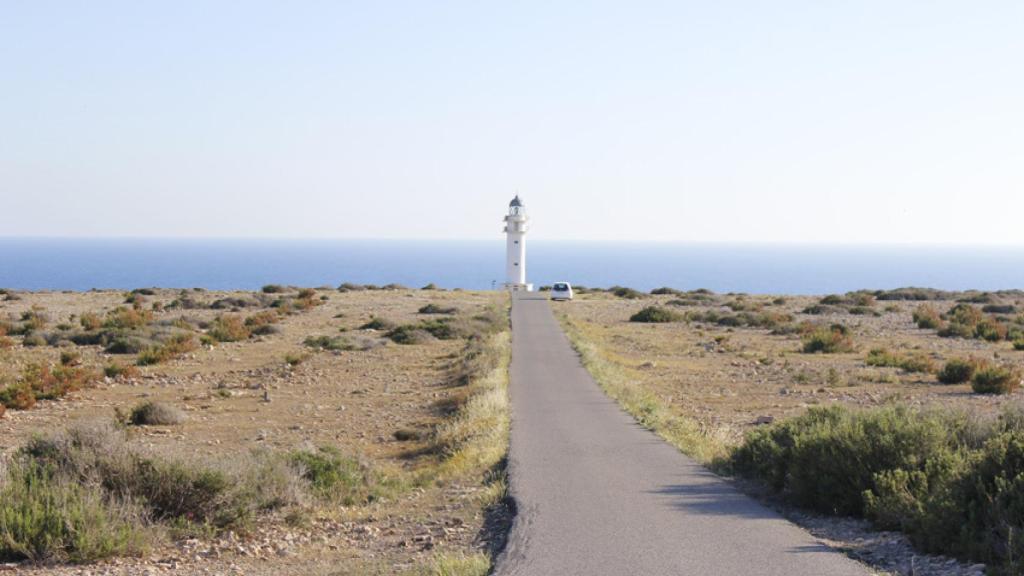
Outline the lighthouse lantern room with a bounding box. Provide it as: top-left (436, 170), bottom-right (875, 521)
top-left (503, 195), bottom-right (533, 292)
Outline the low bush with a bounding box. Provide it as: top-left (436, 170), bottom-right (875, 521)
top-left (128, 401), bottom-right (187, 426)
top-left (261, 284), bottom-right (285, 294)
top-left (136, 334), bottom-right (197, 366)
top-left (865, 348), bottom-right (935, 374)
top-left (288, 446), bottom-right (377, 505)
top-left (360, 317), bottom-right (396, 331)
top-left (0, 383), bottom-right (36, 410)
top-left (937, 358), bottom-right (980, 384)
top-left (102, 307), bottom-right (152, 331)
top-left (336, 282), bottom-right (365, 292)
top-left (801, 324), bottom-right (854, 354)
top-left (303, 335), bottom-right (353, 351)
top-left (972, 365), bottom-right (1020, 395)
top-left (875, 287), bottom-right (952, 301)
top-left (20, 308), bottom-right (49, 332)
top-left (21, 333), bottom-right (46, 347)
top-left (1014, 339), bottom-right (1024, 351)
top-left (103, 362), bottom-right (140, 380)
top-left (79, 312), bottom-right (102, 331)
top-left (207, 315), bottom-right (250, 343)
top-left (609, 286), bottom-right (645, 299)
top-left (650, 287), bottom-right (683, 296)
top-left (419, 303), bottom-right (457, 315)
top-left (384, 325), bottom-right (432, 345)
top-left (983, 304), bottom-right (1017, 315)
top-left (0, 461), bottom-right (150, 562)
top-left (730, 405), bottom-right (953, 516)
top-left (630, 306), bottom-right (681, 323)
top-left (912, 304), bottom-right (944, 330)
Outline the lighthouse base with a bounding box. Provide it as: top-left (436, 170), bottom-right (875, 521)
top-left (504, 283), bottom-right (534, 292)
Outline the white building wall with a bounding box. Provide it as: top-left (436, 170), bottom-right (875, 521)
top-left (506, 223), bottom-right (526, 285)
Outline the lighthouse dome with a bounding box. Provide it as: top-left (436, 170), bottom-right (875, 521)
top-left (509, 195), bottom-right (524, 208)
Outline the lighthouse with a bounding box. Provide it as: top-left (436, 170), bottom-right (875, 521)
top-left (503, 195), bottom-right (533, 291)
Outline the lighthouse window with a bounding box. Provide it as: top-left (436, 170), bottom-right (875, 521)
top-left (514, 240), bottom-right (519, 245)
top-left (514, 262), bottom-right (519, 266)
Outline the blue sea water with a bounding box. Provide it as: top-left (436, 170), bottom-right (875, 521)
top-left (1, 238), bottom-right (1024, 295)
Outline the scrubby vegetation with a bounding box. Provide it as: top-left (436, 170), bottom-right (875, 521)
top-left (419, 303), bottom-right (457, 315)
top-left (0, 420), bottom-right (402, 564)
top-left (729, 403), bottom-right (1024, 572)
top-left (865, 348), bottom-right (935, 374)
top-left (972, 365), bottom-right (1021, 395)
top-left (609, 286), bottom-right (645, 299)
top-left (0, 362), bottom-right (99, 411)
top-left (629, 306), bottom-right (681, 323)
top-left (801, 324), bottom-right (854, 354)
top-left (913, 302), bottom-right (1024, 343)
top-left (937, 358), bottom-right (980, 384)
top-left (135, 333), bottom-right (197, 366)
top-left (384, 306), bottom-right (506, 346)
top-left (685, 309), bottom-right (791, 329)
top-left (128, 401), bottom-right (188, 426)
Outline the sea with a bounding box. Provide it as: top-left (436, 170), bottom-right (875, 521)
top-left (2, 238), bottom-right (1024, 295)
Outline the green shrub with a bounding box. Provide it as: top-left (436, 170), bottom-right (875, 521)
top-left (730, 405), bottom-right (954, 516)
top-left (207, 315), bottom-right (250, 342)
top-left (20, 308), bottom-right (49, 332)
top-left (288, 447), bottom-right (375, 505)
top-left (360, 317), bottom-right (396, 331)
top-left (866, 348), bottom-right (935, 374)
top-left (610, 286), bottom-right (645, 299)
top-left (801, 324), bottom-right (854, 354)
top-left (303, 335), bottom-right (352, 351)
top-left (419, 318), bottom-right (461, 340)
top-left (1015, 339), bottom-right (1024, 351)
top-left (419, 303), bottom-right (457, 315)
top-left (384, 325), bottom-right (431, 345)
top-left (337, 282), bottom-right (365, 292)
top-left (937, 358), bottom-right (979, 384)
top-left (650, 287), bottom-right (683, 296)
top-left (0, 462), bottom-right (150, 563)
top-left (912, 304), bottom-right (943, 330)
top-left (79, 312), bottom-right (102, 331)
top-left (261, 284), bottom-right (285, 294)
top-left (103, 362), bottom-right (140, 380)
top-left (629, 306), bottom-right (682, 323)
top-left (972, 365), bottom-right (1020, 395)
top-left (135, 334), bottom-right (196, 366)
top-left (102, 307), bottom-right (151, 330)
top-left (128, 401), bottom-right (187, 426)
top-left (0, 383), bottom-right (36, 410)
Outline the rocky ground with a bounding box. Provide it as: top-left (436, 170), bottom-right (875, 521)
top-left (0, 287), bottom-right (508, 575)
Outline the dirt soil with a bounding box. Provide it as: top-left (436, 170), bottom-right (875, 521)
top-left (0, 287), bottom-right (507, 575)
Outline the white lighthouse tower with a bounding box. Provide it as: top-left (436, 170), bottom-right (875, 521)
top-left (503, 195), bottom-right (533, 291)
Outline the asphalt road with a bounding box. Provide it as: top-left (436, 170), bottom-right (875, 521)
top-left (493, 294), bottom-right (870, 576)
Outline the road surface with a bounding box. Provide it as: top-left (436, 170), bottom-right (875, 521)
top-left (493, 293), bottom-right (870, 576)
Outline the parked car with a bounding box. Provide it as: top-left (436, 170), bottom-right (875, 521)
top-left (550, 282), bottom-right (573, 301)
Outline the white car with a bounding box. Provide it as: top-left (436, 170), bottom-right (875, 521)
top-left (550, 282), bottom-right (573, 301)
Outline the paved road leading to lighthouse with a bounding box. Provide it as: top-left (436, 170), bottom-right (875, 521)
top-left (493, 293), bottom-right (871, 576)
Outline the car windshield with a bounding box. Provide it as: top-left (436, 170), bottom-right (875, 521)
top-left (553, 283), bottom-right (568, 291)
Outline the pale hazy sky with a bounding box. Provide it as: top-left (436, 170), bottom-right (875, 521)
top-left (2, 2), bottom-right (1022, 243)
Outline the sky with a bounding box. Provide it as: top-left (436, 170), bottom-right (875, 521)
top-left (1, 1), bottom-right (1022, 243)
